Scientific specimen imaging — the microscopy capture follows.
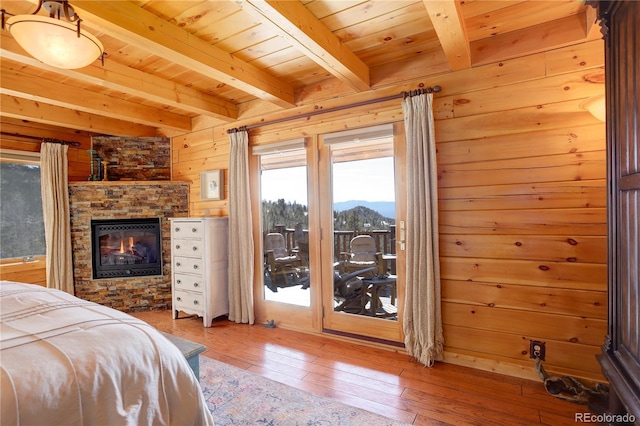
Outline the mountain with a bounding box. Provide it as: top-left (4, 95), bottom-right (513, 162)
top-left (333, 200), bottom-right (395, 218)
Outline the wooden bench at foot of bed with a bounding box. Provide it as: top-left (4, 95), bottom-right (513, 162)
top-left (160, 332), bottom-right (206, 379)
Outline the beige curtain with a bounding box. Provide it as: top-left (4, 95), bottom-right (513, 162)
top-left (40, 143), bottom-right (74, 293)
top-left (227, 130), bottom-right (255, 324)
top-left (402, 92), bottom-right (444, 366)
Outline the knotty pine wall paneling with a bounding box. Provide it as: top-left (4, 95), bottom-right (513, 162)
top-left (436, 41), bottom-right (606, 382)
top-left (172, 127), bottom-right (229, 217)
top-left (170, 40), bottom-right (606, 382)
top-left (0, 120), bottom-right (92, 182)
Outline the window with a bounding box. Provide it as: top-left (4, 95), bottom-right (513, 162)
top-left (0, 151), bottom-right (45, 260)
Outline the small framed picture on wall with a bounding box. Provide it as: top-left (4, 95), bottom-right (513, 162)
top-left (201, 170), bottom-right (224, 200)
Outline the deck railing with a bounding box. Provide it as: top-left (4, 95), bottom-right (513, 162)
top-left (269, 225), bottom-right (396, 258)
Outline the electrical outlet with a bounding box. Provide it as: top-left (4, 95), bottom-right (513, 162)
top-left (530, 340), bottom-right (546, 361)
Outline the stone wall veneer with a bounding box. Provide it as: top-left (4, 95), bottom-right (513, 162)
top-left (91, 136), bottom-right (170, 181)
top-left (69, 181), bottom-right (189, 311)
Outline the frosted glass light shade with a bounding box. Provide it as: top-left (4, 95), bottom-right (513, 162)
top-left (582, 94), bottom-right (606, 122)
top-left (7, 14), bottom-right (103, 69)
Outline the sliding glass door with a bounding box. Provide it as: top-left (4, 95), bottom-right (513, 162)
top-left (252, 124), bottom-right (405, 343)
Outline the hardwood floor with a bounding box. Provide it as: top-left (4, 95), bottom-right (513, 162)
top-left (132, 310), bottom-right (589, 426)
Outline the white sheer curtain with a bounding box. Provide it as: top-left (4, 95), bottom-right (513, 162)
top-left (402, 92), bottom-right (444, 366)
top-left (227, 130), bottom-right (255, 324)
top-left (40, 142), bottom-right (74, 293)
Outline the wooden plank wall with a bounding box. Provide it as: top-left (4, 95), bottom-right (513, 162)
top-left (171, 39), bottom-right (607, 381)
top-left (435, 41), bottom-right (607, 381)
top-left (0, 118), bottom-right (92, 182)
top-left (171, 128), bottom-right (230, 217)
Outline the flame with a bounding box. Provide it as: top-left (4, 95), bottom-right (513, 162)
top-left (118, 236), bottom-right (135, 254)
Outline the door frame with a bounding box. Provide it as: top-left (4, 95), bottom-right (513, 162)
top-left (251, 123), bottom-right (406, 346)
top-left (319, 122), bottom-right (406, 344)
top-left (251, 136), bottom-right (323, 334)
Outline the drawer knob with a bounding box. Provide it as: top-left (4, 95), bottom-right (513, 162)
top-left (192, 227), bottom-right (197, 233)
top-left (176, 262), bottom-right (181, 267)
top-left (176, 279), bottom-right (182, 284)
top-left (176, 296), bottom-right (182, 302)
top-left (193, 282), bottom-right (199, 288)
top-left (192, 246), bottom-right (198, 251)
top-left (175, 227), bottom-right (180, 232)
top-left (193, 300), bottom-right (199, 305)
top-left (175, 244), bottom-right (181, 250)
top-left (193, 265), bottom-right (199, 270)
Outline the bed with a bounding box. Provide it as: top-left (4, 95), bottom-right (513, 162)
top-left (0, 281), bottom-right (214, 426)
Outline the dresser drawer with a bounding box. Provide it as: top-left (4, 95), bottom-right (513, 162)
top-left (173, 239), bottom-right (204, 258)
top-left (174, 290), bottom-right (204, 313)
top-left (173, 256), bottom-right (204, 274)
top-left (174, 274), bottom-right (204, 293)
top-left (171, 221), bottom-right (203, 239)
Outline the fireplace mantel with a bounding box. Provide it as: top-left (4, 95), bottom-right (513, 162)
top-left (69, 181), bottom-right (190, 187)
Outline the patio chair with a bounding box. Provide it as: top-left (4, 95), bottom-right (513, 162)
top-left (264, 232), bottom-right (303, 288)
top-left (339, 235), bottom-right (385, 277)
top-left (333, 266), bottom-right (375, 314)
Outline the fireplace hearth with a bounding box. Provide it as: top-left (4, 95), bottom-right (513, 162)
top-left (91, 218), bottom-right (162, 279)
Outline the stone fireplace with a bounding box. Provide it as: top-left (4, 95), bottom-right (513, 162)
top-left (69, 181), bottom-right (189, 312)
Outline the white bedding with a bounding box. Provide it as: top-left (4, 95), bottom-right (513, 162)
top-left (0, 281), bottom-right (215, 426)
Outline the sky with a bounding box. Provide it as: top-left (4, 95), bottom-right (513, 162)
top-left (260, 157), bottom-right (395, 205)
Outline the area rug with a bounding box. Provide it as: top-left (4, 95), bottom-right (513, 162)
top-left (199, 356), bottom-right (408, 425)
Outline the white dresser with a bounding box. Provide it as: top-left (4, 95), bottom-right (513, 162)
top-left (169, 217), bottom-right (228, 327)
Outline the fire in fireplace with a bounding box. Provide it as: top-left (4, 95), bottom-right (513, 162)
top-left (91, 218), bottom-right (162, 279)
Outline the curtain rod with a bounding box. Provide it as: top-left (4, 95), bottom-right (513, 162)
top-left (227, 85), bottom-right (441, 134)
top-left (0, 132), bottom-right (81, 147)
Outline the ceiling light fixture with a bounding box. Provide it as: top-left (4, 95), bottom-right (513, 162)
top-left (1, 0), bottom-right (104, 69)
top-left (581, 94), bottom-right (606, 122)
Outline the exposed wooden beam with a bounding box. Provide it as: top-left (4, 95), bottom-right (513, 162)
top-left (422, 0), bottom-right (471, 71)
top-left (0, 94), bottom-right (156, 137)
top-left (470, 13), bottom-right (589, 67)
top-left (72, 1), bottom-right (295, 108)
top-left (0, 61), bottom-right (192, 132)
top-left (238, 0), bottom-right (370, 92)
top-left (0, 33), bottom-right (237, 122)
top-left (1, 117), bottom-right (92, 145)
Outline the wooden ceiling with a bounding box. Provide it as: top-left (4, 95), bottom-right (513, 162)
top-left (0, 0), bottom-right (599, 139)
